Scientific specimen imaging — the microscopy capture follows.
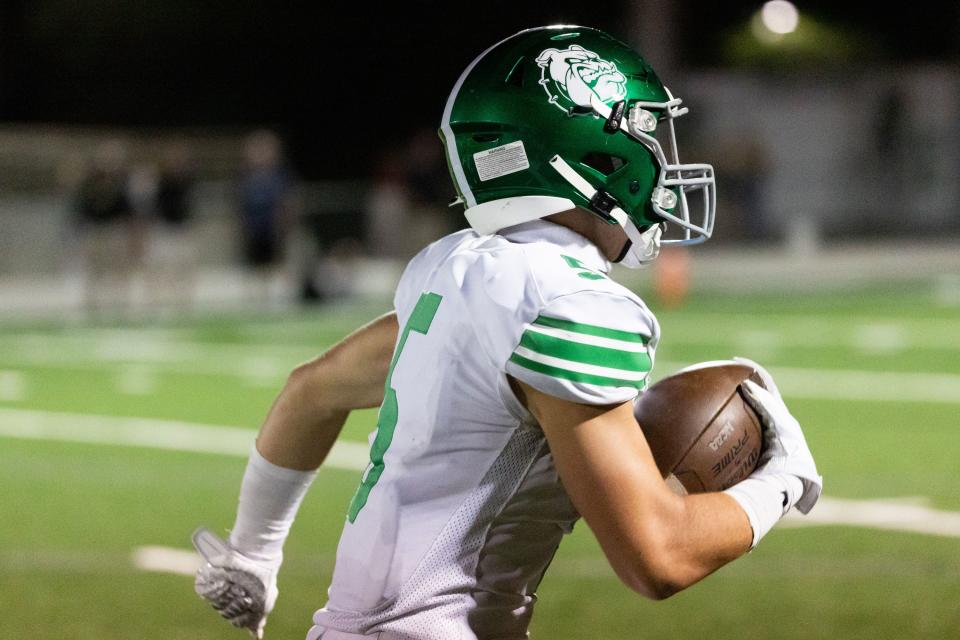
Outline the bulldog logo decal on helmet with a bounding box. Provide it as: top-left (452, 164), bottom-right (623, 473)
top-left (536, 44), bottom-right (627, 112)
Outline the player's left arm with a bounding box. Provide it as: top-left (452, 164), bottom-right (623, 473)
top-left (194, 311), bottom-right (398, 637)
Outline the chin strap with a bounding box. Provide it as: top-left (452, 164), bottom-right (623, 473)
top-left (548, 155), bottom-right (662, 267)
top-left (621, 223), bottom-right (664, 268)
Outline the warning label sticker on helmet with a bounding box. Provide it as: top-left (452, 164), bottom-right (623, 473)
top-left (473, 140), bottom-right (530, 182)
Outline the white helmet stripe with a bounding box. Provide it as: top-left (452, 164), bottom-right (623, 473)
top-left (441, 27), bottom-right (562, 209)
top-left (440, 50), bottom-right (489, 208)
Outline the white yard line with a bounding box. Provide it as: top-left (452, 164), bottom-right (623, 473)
top-left (2, 408), bottom-right (959, 543)
top-left (653, 361), bottom-right (960, 404)
top-left (130, 547), bottom-right (339, 577)
top-left (2, 346), bottom-right (960, 402)
top-left (0, 548), bottom-right (334, 576)
top-left (136, 493), bottom-right (960, 579)
top-left (771, 367), bottom-right (960, 404)
top-left (4, 320), bottom-right (960, 404)
top-left (661, 317), bottom-right (960, 352)
top-left (0, 407), bottom-right (370, 471)
top-left (131, 546), bottom-right (203, 576)
top-left (541, 496), bottom-right (960, 582)
top-left (781, 496), bottom-right (960, 537)
top-left (0, 370), bottom-right (26, 401)
top-left (5, 314), bottom-right (960, 373)
top-left (114, 366), bottom-right (158, 396)
top-left (0, 335), bottom-right (298, 381)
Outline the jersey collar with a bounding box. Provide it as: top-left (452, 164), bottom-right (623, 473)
top-left (497, 220), bottom-right (611, 274)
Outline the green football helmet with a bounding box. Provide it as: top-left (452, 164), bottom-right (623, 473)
top-left (439, 26), bottom-right (715, 266)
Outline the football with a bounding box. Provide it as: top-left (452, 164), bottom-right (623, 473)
top-left (634, 361), bottom-right (765, 494)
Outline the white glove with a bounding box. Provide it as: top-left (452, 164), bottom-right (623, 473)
top-left (724, 358), bottom-right (822, 548)
top-left (732, 355), bottom-right (781, 397)
top-left (740, 379), bottom-right (822, 513)
top-left (193, 527), bottom-right (280, 639)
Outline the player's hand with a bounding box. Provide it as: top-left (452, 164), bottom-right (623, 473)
top-left (740, 379), bottom-right (822, 513)
top-left (192, 527), bottom-right (280, 639)
top-left (732, 355), bottom-right (781, 397)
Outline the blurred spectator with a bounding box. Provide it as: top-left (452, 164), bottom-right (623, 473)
top-left (873, 88), bottom-right (906, 156)
top-left (73, 138), bottom-right (142, 317)
top-left (405, 128), bottom-right (460, 244)
top-left (365, 146), bottom-right (410, 258)
top-left (364, 128), bottom-right (456, 260)
top-left (237, 130), bottom-right (296, 305)
top-left (146, 141), bottom-right (197, 314)
top-left (713, 133), bottom-right (771, 242)
top-left (872, 88), bottom-right (907, 230)
top-left (405, 128), bottom-right (454, 213)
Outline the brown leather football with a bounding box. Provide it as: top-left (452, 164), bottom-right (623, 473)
top-left (634, 361), bottom-right (765, 494)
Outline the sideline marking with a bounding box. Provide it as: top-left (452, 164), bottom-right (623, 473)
top-left (654, 361), bottom-right (960, 404)
top-left (781, 496), bottom-right (960, 537)
top-left (0, 407), bottom-right (369, 471)
top-left (131, 493), bottom-right (960, 580)
top-left (4, 347), bottom-right (960, 403)
top-left (4, 330), bottom-right (960, 403)
top-left (0, 370), bottom-right (26, 401)
top-left (2, 408), bottom-right (959, 541)
top-left (132, 546), bottom-right (203, 576)
top-left (115, 366), bottom-right (158, 396)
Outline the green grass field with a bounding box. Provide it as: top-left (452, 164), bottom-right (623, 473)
top-left (2, 283), bottom-right (959, 639)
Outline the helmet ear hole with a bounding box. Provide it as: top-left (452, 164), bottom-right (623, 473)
top-left (580, 152), bottom-right (627, 176)
top-left (472, 134), bottom-right (501, 144)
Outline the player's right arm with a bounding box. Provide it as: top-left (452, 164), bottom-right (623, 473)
top-left (256, 311), bottom-right (399, 470)
top-left (517, 381), bottom-right (753, 599)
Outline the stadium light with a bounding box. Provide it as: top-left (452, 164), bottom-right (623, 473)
top-left (751, 1), bottom-right (800, 44)
top-left (762, 1), bottom-right (799, 34)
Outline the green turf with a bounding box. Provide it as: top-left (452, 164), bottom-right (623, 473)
top-left (1, 286), bottom-right (959, 639)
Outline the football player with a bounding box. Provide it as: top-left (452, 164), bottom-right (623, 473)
top-left (194, 26), bottom-right (821, 639)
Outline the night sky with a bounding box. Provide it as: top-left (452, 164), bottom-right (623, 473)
top-left (1, 1), bottom-right (957, 178)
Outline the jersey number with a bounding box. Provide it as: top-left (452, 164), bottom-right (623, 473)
top-left (347, 292), bottom-right (443, 522)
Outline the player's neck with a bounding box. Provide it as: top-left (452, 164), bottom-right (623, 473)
top-left (545, 208), bottom-right (630, 262)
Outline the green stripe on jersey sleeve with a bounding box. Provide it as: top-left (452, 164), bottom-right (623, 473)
top-left (518, 329), bottom-right (651, 372)
top-left (532, 315), bottom-right (649, 344)
top-left (508, 353), bottom-right (647, 389)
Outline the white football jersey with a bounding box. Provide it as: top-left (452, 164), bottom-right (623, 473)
top-left (309, 220), bottom-right (660, 640)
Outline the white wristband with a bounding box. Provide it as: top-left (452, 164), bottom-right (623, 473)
top-left (228, 445), bottom-right (318, 562)
top-left (724, 473), bottom-right (804, 549)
